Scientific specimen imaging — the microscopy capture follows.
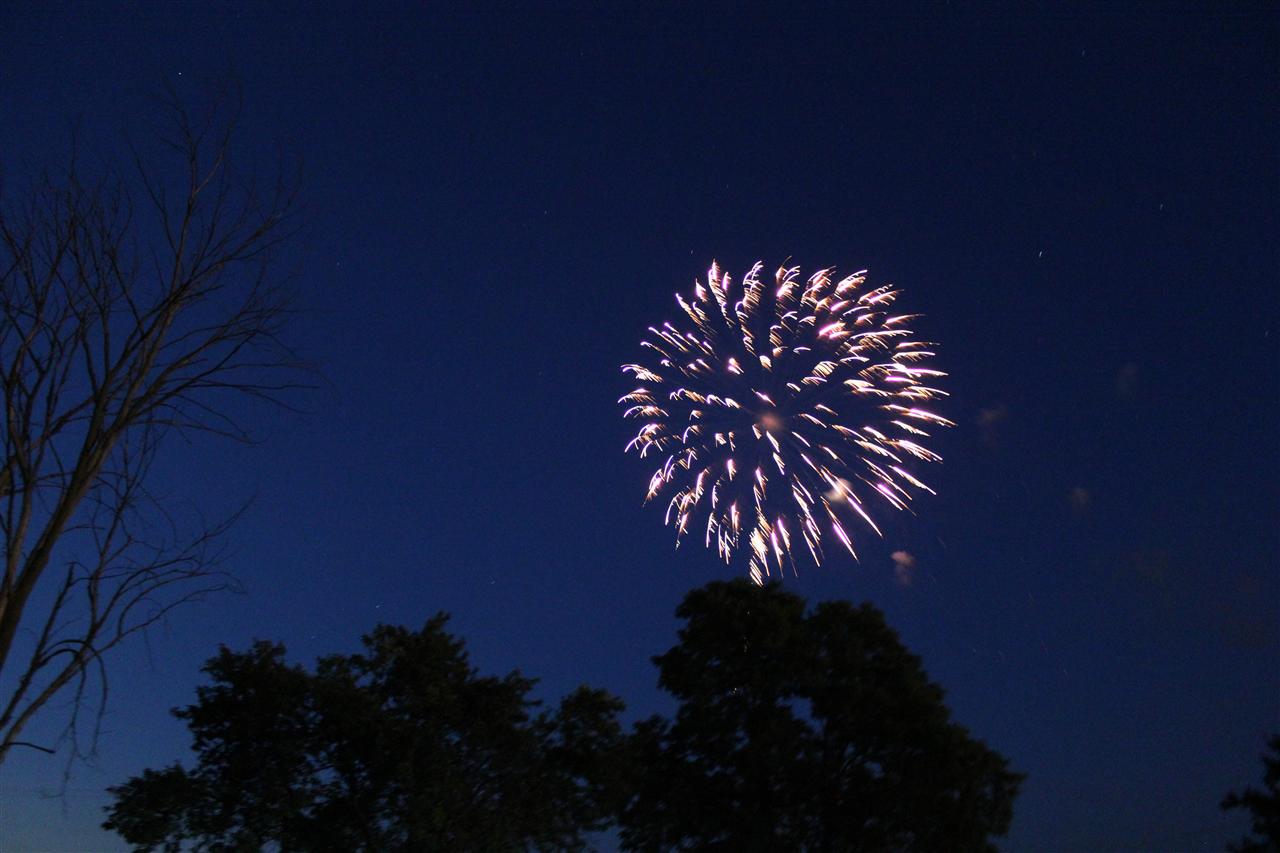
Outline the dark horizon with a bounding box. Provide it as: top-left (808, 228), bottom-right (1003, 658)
top-left (1, 3), bottom-right (1277, 850)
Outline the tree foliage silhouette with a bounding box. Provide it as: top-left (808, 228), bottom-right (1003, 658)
top-left (105, 580), bottom-right (1022, 852)
top-left (619, 580), bottom-right (1023, 852)
top-left (102, 616), bottom-right (627, 852)
top-left (1222, 734), bottom-right (1280, 853)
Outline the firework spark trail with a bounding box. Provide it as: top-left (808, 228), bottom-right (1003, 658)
top-left (621, 261), bottom-right (952, 584)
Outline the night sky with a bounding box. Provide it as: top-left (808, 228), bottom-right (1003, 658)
top-left (2, 3), bottom-right (1277, 851)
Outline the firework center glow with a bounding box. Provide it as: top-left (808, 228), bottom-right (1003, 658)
top-left (757, 410), bottom-right (783, 432)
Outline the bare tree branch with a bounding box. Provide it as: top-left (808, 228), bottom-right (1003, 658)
top-left (0, 84), bottom-right (309, 768)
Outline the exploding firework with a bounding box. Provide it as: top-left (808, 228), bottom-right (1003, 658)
top-left (620, 261), bottom-right (952, 584)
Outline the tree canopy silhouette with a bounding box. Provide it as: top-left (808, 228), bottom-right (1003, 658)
top-left (102, 616), bottom-right (628, 852)
top-left (619, 580), bottom-right (1023, 852)
top-left (104, 580), bottom-right (1022, 852)
top-left (1222, 734), bottom-right (1280, 853)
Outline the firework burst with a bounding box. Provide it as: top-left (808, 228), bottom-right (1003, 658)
top-left (620, 261), bottom-right (952, 584)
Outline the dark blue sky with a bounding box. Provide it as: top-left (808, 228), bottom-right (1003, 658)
top-left (2, 3), bottom-right (1276, 850)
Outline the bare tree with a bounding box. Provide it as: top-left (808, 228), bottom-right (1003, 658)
top-left (0, 87), bottom-right (306, 768)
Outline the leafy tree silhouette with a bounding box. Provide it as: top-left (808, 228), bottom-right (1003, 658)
top-left (105, 581), bottom-right (1022, 852)
top-left (1222, 734), bottom-right (1280, 853)
top-left (619, 580), bottom-right (1023, 852)
top-left (103, 617), bottom-right (627, 851)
